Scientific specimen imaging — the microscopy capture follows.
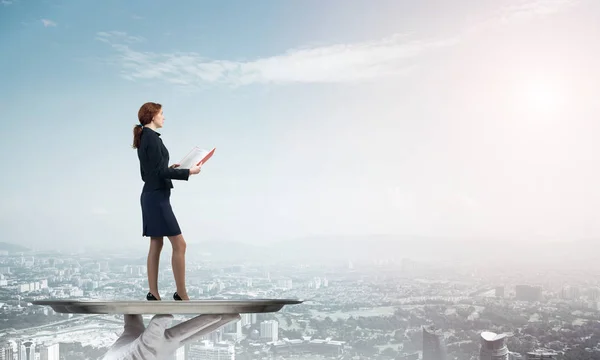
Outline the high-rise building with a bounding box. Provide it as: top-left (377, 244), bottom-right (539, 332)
top-left (185, 340), bottom-right (234, 360)
top-left (515, 285), bottom-right (542, 302)
top-left (241, 313), bottom-right (257, 326)
top-left (19, 340), bottom-right (36, 360)
top-left (0, 340), bottom-right (17, 360)
top-left (223, 320), bottom-right (242, 341)
top-left (479, 332), bottom-right (510, 360)
top-left (422, 326), bottom-right (447, 360)
top-left (561, 286), bottom-right (581, 300)
top-left (260, 320), bottom-right (279, 342)
top-left (39, 343), bottom-right (60, 360)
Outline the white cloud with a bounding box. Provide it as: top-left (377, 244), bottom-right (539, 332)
top-left (97, 0), bottom-right (579, 89)
top-left (457, 0), bottom-right (581, 48)
top-left (41, 19), bottom-right (57, 27)
top-left (473, 0), bottom-right (580, 28)
top-left (1, 0), bottom-right (14, 6)
top-left (502, 0), bottom-right (578, 19)
top-left (97, 31), bottom-right (458, 87)
top-left (96, 31), bottom-right (144, 44)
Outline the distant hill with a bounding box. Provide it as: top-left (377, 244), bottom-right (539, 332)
top-left (163, 234), bottom-right (600, 266)
top-left (38, 235), bottom-right (600, 267)
top-left (189, 235), bottom-right (470, 262)
top-left (188, 239), bottom-right (269, 260)
top-left (0, 242), bottom-right (30, 253)
top-left (265, 234), bottom-right (600, 265)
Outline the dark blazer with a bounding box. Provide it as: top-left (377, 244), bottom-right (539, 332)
top-left (137, 127), bottom-right (190, 192)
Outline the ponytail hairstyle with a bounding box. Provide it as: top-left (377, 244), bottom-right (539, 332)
top-left (132, 102), bottom-right (162, 149)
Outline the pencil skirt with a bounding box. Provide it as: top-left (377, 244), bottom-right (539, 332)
top-left (140, 188), bottom-right (182, 237)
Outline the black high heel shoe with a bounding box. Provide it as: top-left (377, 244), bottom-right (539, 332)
top-left (173, 292), bottom-right (183, 301)
top-left (146, 292), bottom-right (159, 301)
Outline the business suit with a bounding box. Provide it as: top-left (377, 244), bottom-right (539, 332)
top-left (137, 126), bottom-right (189, 237)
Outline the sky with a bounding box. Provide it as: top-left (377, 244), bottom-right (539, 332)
top-left (1, 0), bottom-right (600, 251)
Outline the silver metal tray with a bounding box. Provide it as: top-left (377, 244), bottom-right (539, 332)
top-left (31, 299), bottom-right (303, 314)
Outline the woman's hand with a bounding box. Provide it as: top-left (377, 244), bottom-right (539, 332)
top-left (189, 165), bottom-right (201, 175)
top-left (169, 164), bottom-right (180, 169)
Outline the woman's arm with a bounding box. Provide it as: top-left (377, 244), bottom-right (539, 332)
top-left (143, 135), bottom-right (190, 181)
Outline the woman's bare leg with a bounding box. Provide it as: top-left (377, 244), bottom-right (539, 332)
top-left (147, 237), bottom-right (164, 299)
top-left (168, 234), bottom-right (189, 300)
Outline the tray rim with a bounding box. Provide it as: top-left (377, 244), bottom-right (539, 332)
top-left (30, 298), bottom-right (304, 314)
top-left (32, 298), bottom-right (304, 305)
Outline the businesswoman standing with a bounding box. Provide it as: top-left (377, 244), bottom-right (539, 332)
top-left (132, 102), bottom-right (201, 301)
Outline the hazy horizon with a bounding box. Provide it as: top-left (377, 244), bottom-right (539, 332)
top-left (2, 0), bottom-right (600, 251)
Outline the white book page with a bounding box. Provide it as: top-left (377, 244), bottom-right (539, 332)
top-left (178, 147), bottom-right (210, 169)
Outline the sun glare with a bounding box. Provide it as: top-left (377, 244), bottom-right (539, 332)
top-left (514, 77), bottom-right (567, 116)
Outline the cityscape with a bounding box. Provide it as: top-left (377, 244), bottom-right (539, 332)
top-left (1, 239), bottom-right (600, 360)
top-left (3, 0), bottom-right (600, 359)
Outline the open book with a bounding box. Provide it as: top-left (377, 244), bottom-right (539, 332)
top-left (178, 147), bottom-right (216, 169)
